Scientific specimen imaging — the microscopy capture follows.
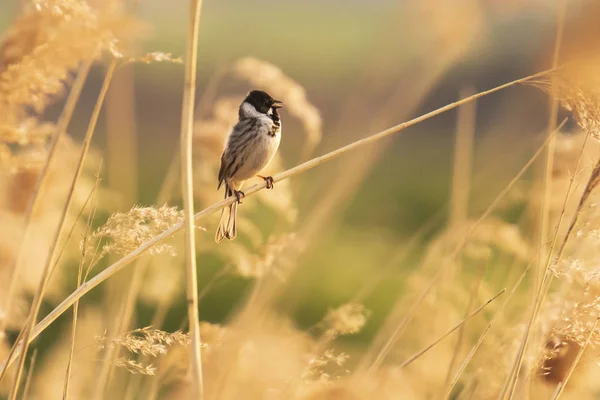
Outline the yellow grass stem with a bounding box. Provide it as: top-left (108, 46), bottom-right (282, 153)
top-left (443, 263), bottom-right (485, 390)
top-left (500, 133), bottom-right (595, 400)
top-left (443, 85), bottom-right (477, 388)
top-left (20, 350), bottom-right (36, 400)
top-left (0, 317), bottom-right (28, 385)
top-left (443, 268), bottom-right (530, 399)
top-left (8, 59), bottom-right (118, 400)
top-left (353, 210), bottom-right (444, 304)
top-left (0, 68), bottom-right (554, 373)
top-left (63, 173), bottom-right (101, 400)
top-left (449, 85), bottom-right (476, 228)
top-left (505, 4), bottom-right (567, 397)
top-left (397, 289), bottom-right (505, 369)
top-left (0, 60), bottom-right (93, 336)
top-left (534, 0), bottom-right (567, 291)
top-left (180, 0), bottom-right (205, 397)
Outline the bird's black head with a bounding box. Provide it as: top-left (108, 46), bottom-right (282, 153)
top-left (243, 90), bottom-right (283, 114)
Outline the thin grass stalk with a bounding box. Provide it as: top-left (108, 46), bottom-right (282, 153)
top-left (443, 268), bottom-right (530, 400)
top-left (397, 289), bottom-right (506, 369)
top-left (365, 122), bottom-right (564, 373)
top-left (551, 318), bottom-right (599, 399)
top-left (117, 69), bottom-right (226, 399)
top-left (449, 85), bottom-right (476, 228)
top-left (500, 154), bottom-right (600, 400)
top-left (180, 0), bottom-right (204, 397)
top-left (20, 350), bottom-right (37, 400)
top-left (0, 317), bottom-right (28, 385)
top-left (443, 263), bottom-right (485, 391)
top-left (95, 19), bottom-right (140, 396)
top-left (62, 253), bottom-right (84, 400)
top-left (46, 182), bottom-right (100, 289)
top-left (515, 131), bottom-right (590, 347)
top-left (504, 5), bottom-right (568, 398)
top-left (516, 133), bottom-right (592, 388)
top-left (533, 0), bottom-right (567, 292)
top-left (8, 60), bottom-right (118, 400)
top-left (156, 67), bottom-right (227, 204)
top-left (443, 85), bottom-right (477, 388)
top-left (0, 69), bottom-right (556, 372)
top-left (147, 376), bottom-right (161, 400)
top-left (63, 175), bottom-right (101, 400)
top-left (544, 131), bottom-right (591, 271)
top-left (0, 60), bottom-right (93, 336)
top-left (93, 262), bottom-right (146, 399)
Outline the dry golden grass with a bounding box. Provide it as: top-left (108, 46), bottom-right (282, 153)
top-left (3, 1), bottom-right (600, 400)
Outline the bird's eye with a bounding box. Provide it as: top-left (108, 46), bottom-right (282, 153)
top-left (265, 99), bottom-right (270, 105)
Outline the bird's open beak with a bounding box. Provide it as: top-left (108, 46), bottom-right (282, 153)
top-left (272, 100), bottom-right (283, 109)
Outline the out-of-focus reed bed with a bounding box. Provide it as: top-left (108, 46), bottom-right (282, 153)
top-left (3, 0), bottom-right (600, 399)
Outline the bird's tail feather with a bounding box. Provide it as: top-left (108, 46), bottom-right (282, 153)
top-left (215, 186), bottom-right (237, 242)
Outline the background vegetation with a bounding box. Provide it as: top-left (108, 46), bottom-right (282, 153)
top-left (1, 0), bottom-right (600, 399)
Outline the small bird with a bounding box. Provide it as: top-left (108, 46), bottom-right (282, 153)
top-left (215, 90), bottom-right (283, 242)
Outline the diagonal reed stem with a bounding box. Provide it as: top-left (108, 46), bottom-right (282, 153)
top-left (397, 289), bottom-right (505, 369)
top-left (443, 268), bottom-right (530, 399)
top-left (0, 68), bottom-right (554, 373)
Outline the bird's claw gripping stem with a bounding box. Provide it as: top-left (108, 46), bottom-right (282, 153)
top-left (234, 190), bottom-right (245, 203)
top-left (258, 175), bottom-right (275, 189)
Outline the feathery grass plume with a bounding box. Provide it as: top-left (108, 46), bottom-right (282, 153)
top-left (539, 337), bottom-right (581, 384)
top-left (532, 62), bottom-right (600, 140)
top-left (531, 289), bottom-right (600, 394)
top-left (302, 349), bottom-right (350, 384)
top-left (96, 327), bottom-right (190, 377)
top-left (96, 326), bottom-right (190, 357)
top-left (126, 52), bottom-right (183, 65)
top-left (0, 0), bottom-right (131, 120)
top-left (90, 205), bottom-right (186, 258)
top-left (320, 303), bottom-right (370, 339)
top-left (233, 57), bottom-right (322, 156)
top-left (423, 217), bottom-right (532, 267)
top-left (112, 357), bottom-right (157, 376)
top-left (0, 0), bottom-right (147, 173)
top-left (228, 233), bottom-right (302, 279)
top-left (545, 291), bottom-right (600, 349)
top-left (148, 322), bottom-right (226, 397)
top-left (526, 140), bottom-right (600, 395)
top-left (537, 129), bottom-right (600, 244)
top-left (164, 314), bottom-right (316, 400)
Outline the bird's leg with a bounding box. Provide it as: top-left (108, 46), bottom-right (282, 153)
top-left (258, 175), bottom-right (274, 189)
top-left (233, 190), bottom-right (245, 203)
top-left (226, 180), bottom-right (245, 204)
